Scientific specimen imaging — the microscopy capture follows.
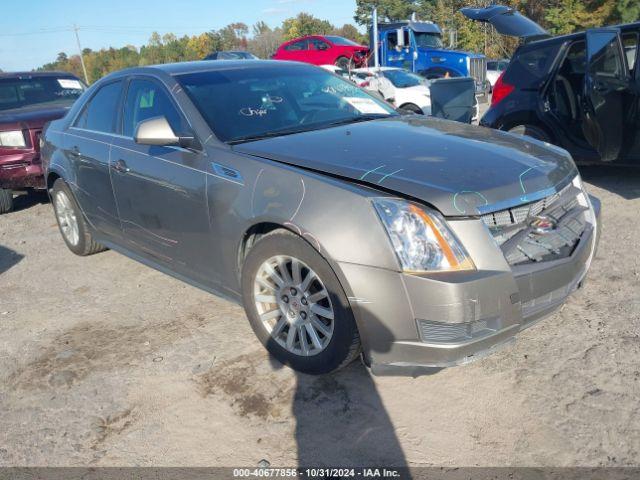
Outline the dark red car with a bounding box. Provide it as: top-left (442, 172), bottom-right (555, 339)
top-left (0, 72), bottom-right (85, 213)
top-left (272, 35), bottom-right (369, 69)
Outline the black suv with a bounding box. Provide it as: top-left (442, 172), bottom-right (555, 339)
top-left (462, 5), bottom-right (640, 165)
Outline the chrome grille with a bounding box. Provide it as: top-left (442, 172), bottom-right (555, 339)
top-left (417, 317), bottom-right (499, 344)
top-left (482, 182), bottom-right (589, 266)
top-left (469, 57), bottom-right (487, 86)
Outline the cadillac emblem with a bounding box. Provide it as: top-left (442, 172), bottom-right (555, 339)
top-left (530, 215), bottom-right (557, 235)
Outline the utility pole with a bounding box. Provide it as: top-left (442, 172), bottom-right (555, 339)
top-left (73, 24), bottom-right (89, 84)
top-left (372, 7), bottom-right (379, 69)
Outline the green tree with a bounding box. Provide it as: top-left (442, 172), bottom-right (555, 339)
top-left (333, 24), bottom-right (368, 44)
top-left (354, 0), bottom-right (421, 25)
top-left (546, 0), bottom-right (617, 34)
top-left (282, 13), bottom-right (334, 40)
top-left (186, 33), bottom-right (217, 60)
top-left (617, 0), bottom-right (640, 23)
top-left (248, 23), bottom-right (284, 58)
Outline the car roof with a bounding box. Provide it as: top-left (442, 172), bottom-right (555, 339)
top-left (528, 21), bottom-right (640, 47)
top-left (98, 60), bottom-right (318, 81)
top-left (0, 71), bottom-right (79, 79)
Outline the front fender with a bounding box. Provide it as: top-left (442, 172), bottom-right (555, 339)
top-left (42, 126), bottom-right (76, 192)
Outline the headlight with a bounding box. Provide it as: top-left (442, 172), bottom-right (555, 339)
top-left (373, 198), bottom-right (475, 273)
top-left (0, 130), bottom-right (26, 148)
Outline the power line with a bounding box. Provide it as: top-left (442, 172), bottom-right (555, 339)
top-left (0, 25), bottom-right (217, 37)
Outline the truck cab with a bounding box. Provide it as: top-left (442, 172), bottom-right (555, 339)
top-left (373, 19), bottom-right (489, 102)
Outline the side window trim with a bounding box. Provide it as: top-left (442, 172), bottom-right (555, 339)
top-left (622, 30), bottom-right (639, 74)
top-left (71, 79), bottom-right (124, 134)
top-left (121, 74), bottom-right (203, 152)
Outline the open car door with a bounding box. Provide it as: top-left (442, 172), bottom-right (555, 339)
top-left (460, 5), bottom-right (549, 42)
top-left (582, 28), bottom-right (629, 162)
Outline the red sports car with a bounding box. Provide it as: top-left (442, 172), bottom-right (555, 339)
top-left (272, 35), bottom-right (369, 69)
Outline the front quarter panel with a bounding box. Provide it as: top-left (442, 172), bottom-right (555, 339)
top-left (42, 119), bottom-right (75, 190)
top-left (204, 148), bottom-right (402, 297)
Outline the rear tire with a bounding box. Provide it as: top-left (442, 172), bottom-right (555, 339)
top-left (51, 179), bottom-right (106, 256)
top-left (508, 124), bottom-right (552, 143)
top-left (241, 229), bottom-right (361, 375)
top-left (0, 189), bottom-right (13, 214)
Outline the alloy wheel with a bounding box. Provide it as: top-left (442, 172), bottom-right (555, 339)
top-left (253, 255), bottom-right (335, 357)
top-left (54, 190), bottom-right (80, 246)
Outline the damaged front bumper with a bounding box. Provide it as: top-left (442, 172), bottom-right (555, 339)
top-left (0, 151), bottom-right (45, 190)
top-left (343, 195), bottom-right (601, 376)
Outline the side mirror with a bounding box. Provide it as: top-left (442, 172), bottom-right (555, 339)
top-left (396, 28), bottom-right (405, 47)
top-left (134, 116), bottom-right (199, 150)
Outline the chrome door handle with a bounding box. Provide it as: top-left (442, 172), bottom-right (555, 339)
top-left (113, 159), bottom-right (130, 173)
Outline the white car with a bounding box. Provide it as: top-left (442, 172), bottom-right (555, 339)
top-left (319, 65), bottom-right (354, 83)
top-left (486, 60), bottom-right (509, 91)
top-left (352, 67), bottom-right (432, 115)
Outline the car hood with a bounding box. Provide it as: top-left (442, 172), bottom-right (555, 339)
top-left (401, 84), bottom-right (430, 96)
top-left (460, 5), bottom-right (550, 42)
top-left (0, 104), bottom-right (71, 131)
top-left (233, 116), bottom-right (577, 217)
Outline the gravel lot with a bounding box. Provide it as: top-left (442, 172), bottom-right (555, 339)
top-left (1, 162), bottom-right (639, 468)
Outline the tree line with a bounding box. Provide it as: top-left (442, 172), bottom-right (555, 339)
top-left (38, 0), bottom-right (640, 82)
top-left (355, 0), bottom-right (640, 59)
top-left (39, 14), bottom-right (368, 83)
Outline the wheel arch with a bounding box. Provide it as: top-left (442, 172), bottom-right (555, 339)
top-left (46, 170), bottom-right (62, 191)
top-left (502, 120), bottom-right (555, 143)
top-left (235, 220), bottom-right (359, 306)
top-left (489, 105), bottom-right (554, 138)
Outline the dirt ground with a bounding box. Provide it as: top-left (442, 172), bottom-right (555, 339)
top-left (0, 164), bottom-right (639, 468)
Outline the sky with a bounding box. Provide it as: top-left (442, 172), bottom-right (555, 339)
top-left (0, 0), bottom-right (359, 71)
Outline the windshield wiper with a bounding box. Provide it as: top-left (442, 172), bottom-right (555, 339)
top-left (227, 114), bottom-right (392, 145)
top-left (228, 127), bottom-right (317, 145)
top-left (323, 114), bottom-right (392, 128)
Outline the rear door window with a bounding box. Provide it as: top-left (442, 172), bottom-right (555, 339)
top-left (74, 81), bottom-right (122, 133)
top-left (504, 43), bottom-right (562, 89)
top-left (309, 38), bottom-right (330, 50)
top-left (122, 78), bottom-right (188, 138)
top-left (285, 40), bottom-right (308, 51)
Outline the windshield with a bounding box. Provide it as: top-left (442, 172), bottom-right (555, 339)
top-left (325, 36), bottom-right (361, 46)
top-left (414, 32), bottom-right (443, 49)
top-left (176, 64), bottom-right (396, 143)
top-left (0, 76), bottom-right (84, 111)
top-left (219, 51), bottom-right (258, 60)
top-left (383, 69), bottom-right (425, 88)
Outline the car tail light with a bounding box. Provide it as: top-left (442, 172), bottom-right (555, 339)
top-left (361, 81), bottom-right (370, 87)
top-left (491, 71), bottom-right (514, 107)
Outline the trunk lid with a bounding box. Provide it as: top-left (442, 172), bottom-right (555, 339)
top-left (460, 5), bottom-right (550, 42)
top-left (233, 116), bottom-right (577, 217)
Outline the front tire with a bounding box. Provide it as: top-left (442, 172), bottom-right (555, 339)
top-left (398, 103), bottom-right (423, 115)
top-left (51, 179), bottom-right (106, 256)
top-left (241, 229), bottom-right (361, 374)
top-left (0, 189), bottom-right (13, 214)
top-left (335, 56), bottom-right (350, 70)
